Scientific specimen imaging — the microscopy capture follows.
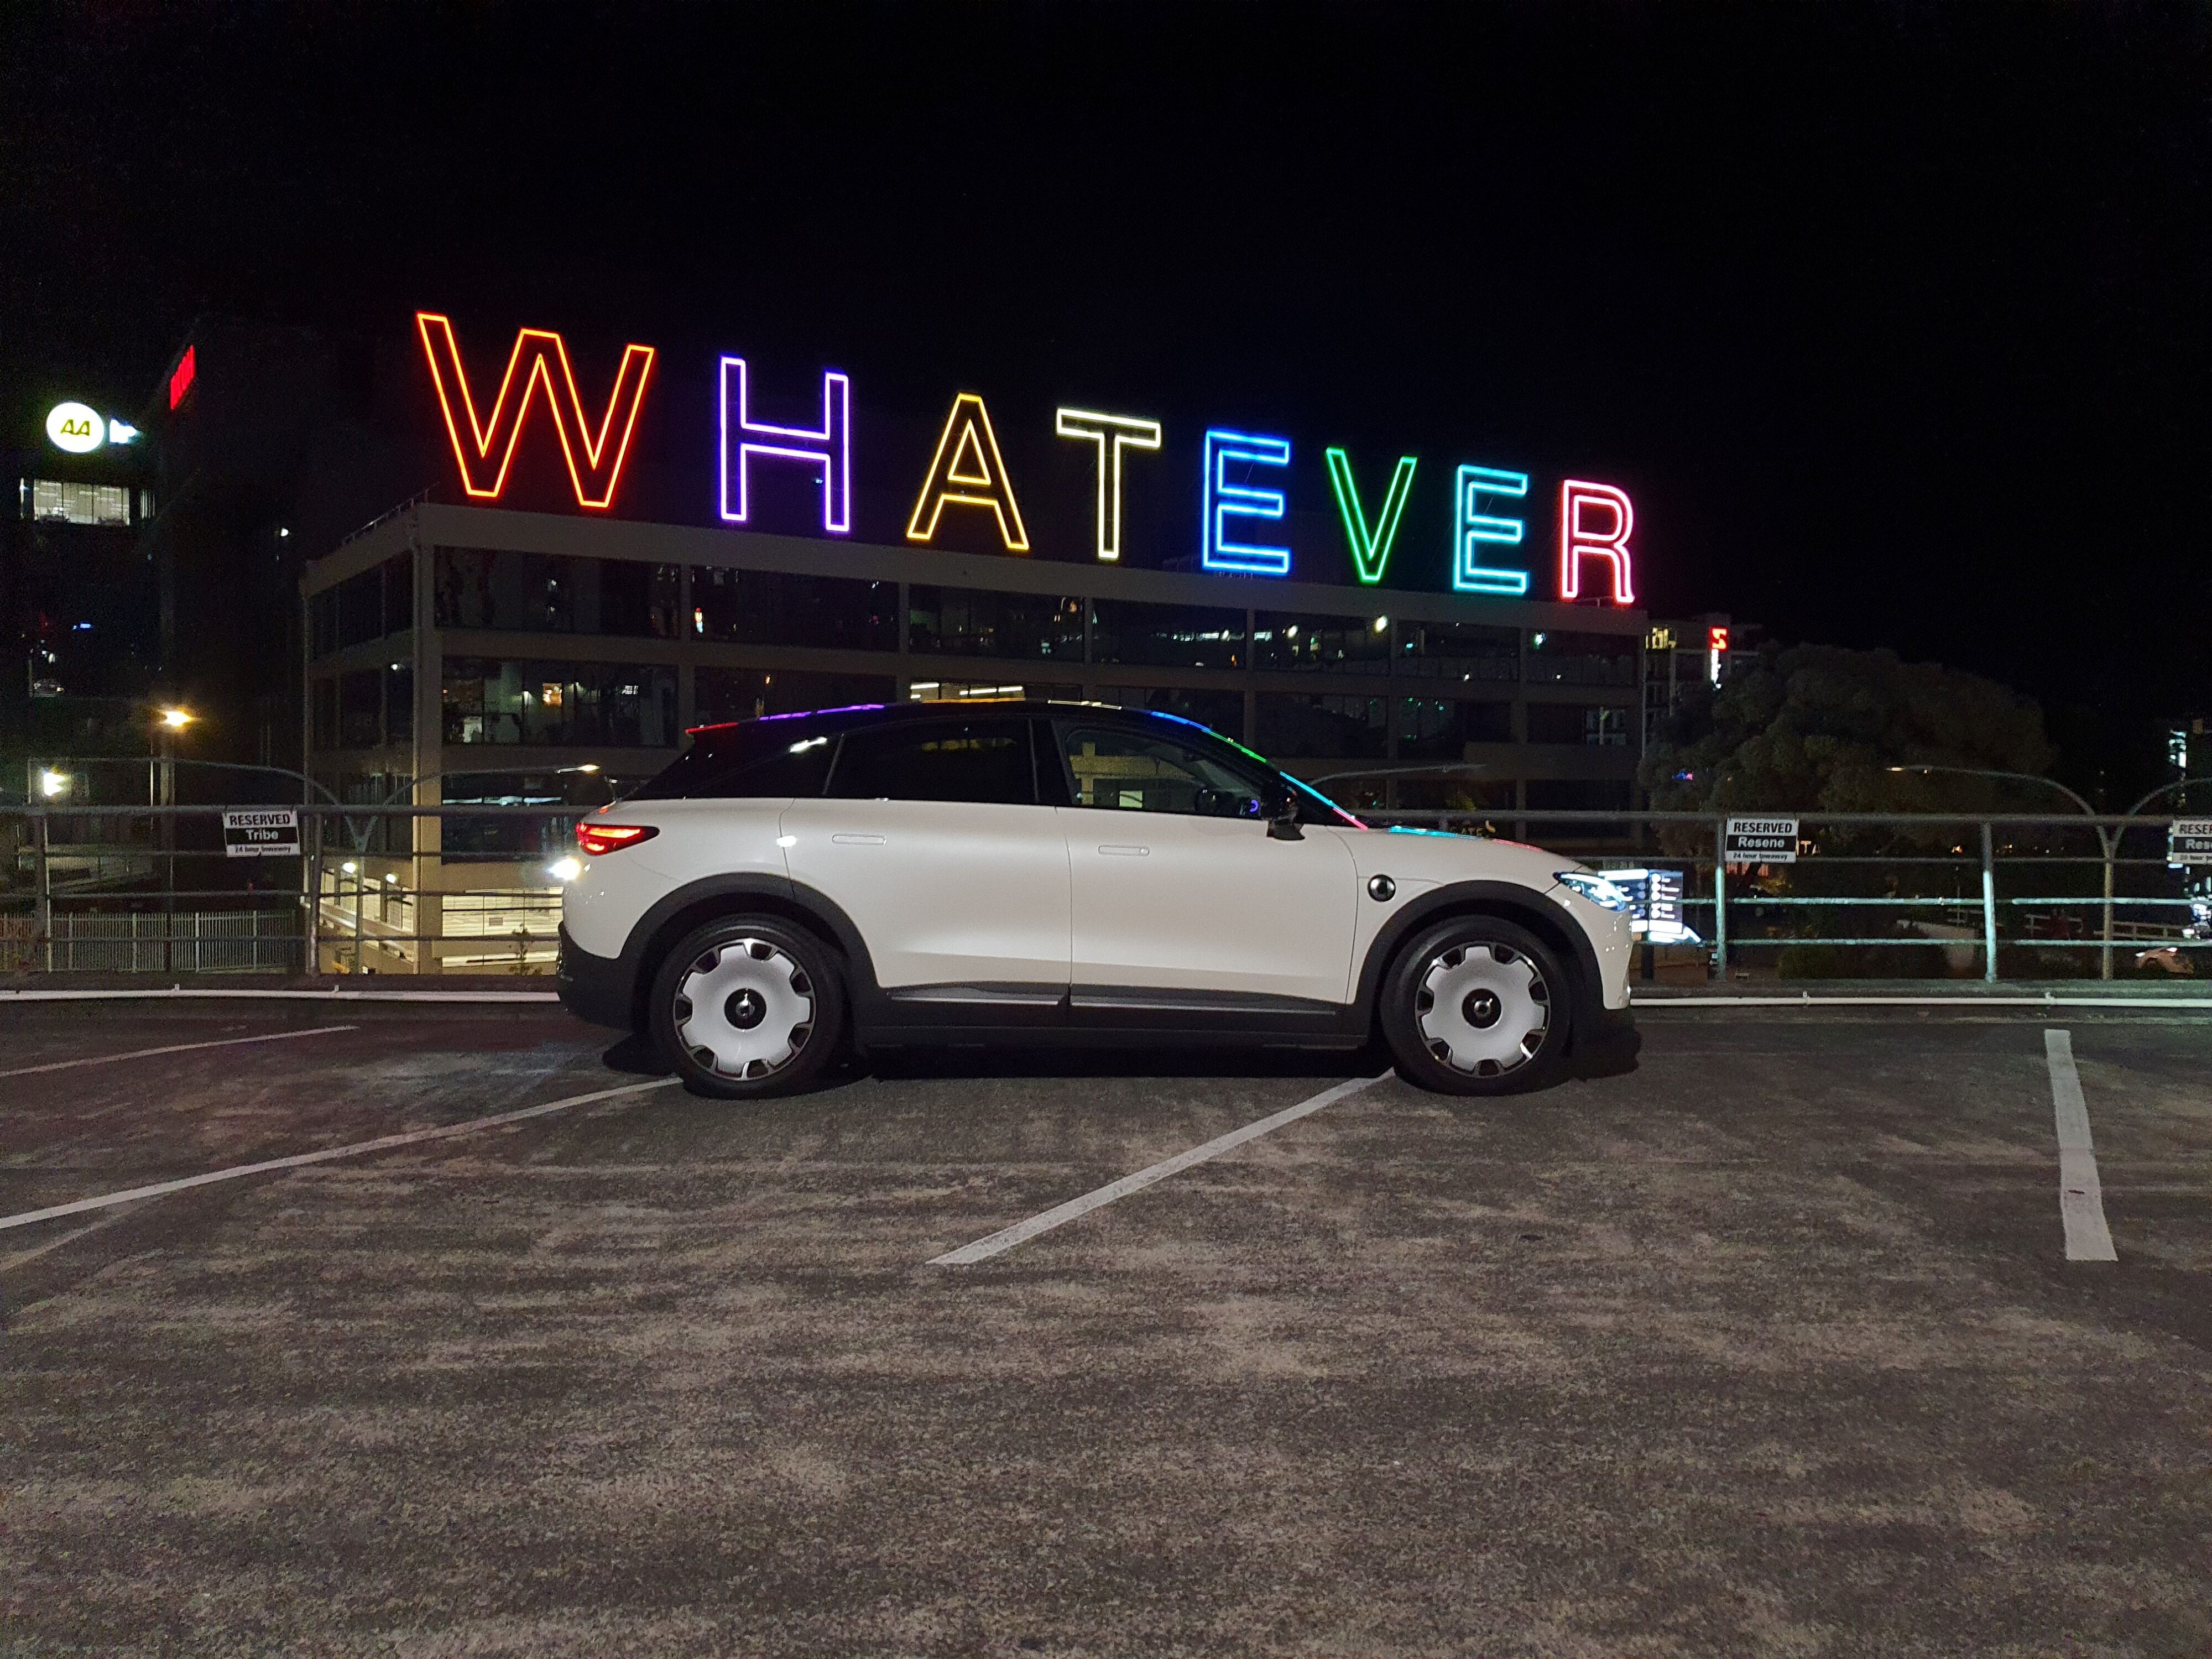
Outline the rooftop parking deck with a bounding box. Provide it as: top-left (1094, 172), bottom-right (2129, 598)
top-left (3, 998), bottom-right (2209, 1655)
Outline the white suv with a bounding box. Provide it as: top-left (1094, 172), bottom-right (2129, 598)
top-left (557, 700), bottom-right (1636, 1097)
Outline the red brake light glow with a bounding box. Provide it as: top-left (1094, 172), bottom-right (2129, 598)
top-left (576, 822), bottom-right (658, 857)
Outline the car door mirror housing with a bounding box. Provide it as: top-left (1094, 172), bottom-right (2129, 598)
top-left (1265, 781), bottom-right (1305, 841)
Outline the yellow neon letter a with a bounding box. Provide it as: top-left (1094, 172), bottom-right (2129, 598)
top-left (906, 392), bottom-right (1031, 552)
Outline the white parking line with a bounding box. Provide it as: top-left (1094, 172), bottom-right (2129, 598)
top-left (0, 1024), bottom-right (358, 1080)
top-left (2044, 1029), bottom-right (2118, 1263)
top-left (930, 1072), bottom-right (1387, 1267)
top-left (0, 1077), bottom-right (679, 1234)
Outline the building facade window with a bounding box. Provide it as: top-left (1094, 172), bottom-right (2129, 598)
top-left (1395, 620), bottom-right (1519, 683)
top-left (1252, 612), bottom-right (1391, 675)
top-left (1397, 698), bottom-right (1513, 758)
top-left (695, 668), bottom-right (896, 724)
top-left (907, 586), bottom-right (1083, 660)
top-left (1088, 600), bottom-right (1245, 669)
top-left (28, 480), bottom-right (131, 527)
top-left (1526, 702), bottom-right (1631, 745)
top-left (1255, 693), bottom-right (1389, 759)
top-left (441, 659), bottom-right (679, 747)
top-left (1095, 685), bottom-right (1247, 741)
top-left (689, 567), bottom-right (896, 651)
top-left (435, 549), bottom-right (678, 637)
top-left (311, 551), bottom-right (411, 658)
top-left (1525, 629), bottom-right (1639, 687)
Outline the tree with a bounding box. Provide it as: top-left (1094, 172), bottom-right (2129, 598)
top-left (1643, 643), bottom-right (2055, 813)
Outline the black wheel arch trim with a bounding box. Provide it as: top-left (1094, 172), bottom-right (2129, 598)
top-left (1354, 882), bottom-right (1606, 1050)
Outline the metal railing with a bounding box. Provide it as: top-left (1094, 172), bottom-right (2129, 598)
top-left (0, 803), bottom-right (2204, 981)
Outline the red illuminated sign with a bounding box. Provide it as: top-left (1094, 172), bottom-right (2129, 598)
top-left (168, 344), bottom-right (196, 410)
top-left (415, 312), bottom-right (655, 510)
top-left (1708, 626), bottom-right (1728, 651)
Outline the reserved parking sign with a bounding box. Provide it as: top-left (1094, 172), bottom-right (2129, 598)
top-left (2168, 819), bottom-right (2212, 865)
top-left (222, 808), bottom-right (301, 859)
top-left (1723, 816), bottom-right (1799, 864)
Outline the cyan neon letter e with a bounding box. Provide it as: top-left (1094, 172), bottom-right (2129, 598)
top-left (719, 357), bottom-right (852, 534)
top-left (1202, 429), bottom-right (1292, 575)
top-left (1454, 464), bottom-right (1530, 595)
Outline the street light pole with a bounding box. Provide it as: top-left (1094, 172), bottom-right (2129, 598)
top-left (1890, 764), bottom-right (2112, 978)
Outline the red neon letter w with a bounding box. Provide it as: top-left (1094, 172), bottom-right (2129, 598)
top-left (416, 312), bottom-right (655, 510)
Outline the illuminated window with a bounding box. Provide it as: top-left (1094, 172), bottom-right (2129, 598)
top-left (28, 481), bottom-right (131, 526)
top-left (907, 588), bottom-right (1082, 660)
top-left (1251, 612), bottom-right (1391, 674)
top-left (1088, 600), bottom-right (1245, 669)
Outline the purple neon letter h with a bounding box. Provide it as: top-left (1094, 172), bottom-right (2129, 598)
top-left (718, 357), bottom-right (852, 534)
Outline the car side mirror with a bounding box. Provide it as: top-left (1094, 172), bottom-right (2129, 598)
top-left (1265, 782), bottom-right (1305, 841)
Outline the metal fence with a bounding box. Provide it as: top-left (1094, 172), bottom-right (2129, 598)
top-left (0, 803), bottom-right (2204, 981)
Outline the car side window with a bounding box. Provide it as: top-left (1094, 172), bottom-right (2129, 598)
top-left (1054, 724), bottom-right (1266, 817)
top-left (689, 738), bottom-right (836, 799)
top-left (825, 718), bottom-right (1036, 805)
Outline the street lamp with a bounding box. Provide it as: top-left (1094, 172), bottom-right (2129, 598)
top-left (1888, 764), bottom-right (2115, 978)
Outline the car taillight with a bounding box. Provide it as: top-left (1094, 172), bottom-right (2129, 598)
top-left (576, 822), bottom-right (658, 857)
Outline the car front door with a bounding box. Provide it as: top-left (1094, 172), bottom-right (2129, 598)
top-left (779, 713), bottom-right (1071, 998)
top-left (1051, 719), bottom-right (1360, 1009)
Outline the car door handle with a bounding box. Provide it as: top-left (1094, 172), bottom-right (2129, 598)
top-left (831, 833), bottom-right (888, 846)
top-left (1097, 844), bottom-right (1150, 857)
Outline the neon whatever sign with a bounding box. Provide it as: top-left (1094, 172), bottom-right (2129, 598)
top-left (416, 311), bottom-right (1637, 606)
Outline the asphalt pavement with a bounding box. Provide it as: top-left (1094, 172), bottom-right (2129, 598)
top-left (2, 1001), bottom-right (2208, 1657)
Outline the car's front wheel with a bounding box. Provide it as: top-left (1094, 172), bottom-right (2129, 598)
top-left (1380, 915), bottom-right (1571, 1095)
top-left (649, 916), bottom-right (846, 1099)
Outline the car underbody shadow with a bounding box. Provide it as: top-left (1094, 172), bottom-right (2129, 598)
top-left (599, 1031), bottom-right (672, 1077)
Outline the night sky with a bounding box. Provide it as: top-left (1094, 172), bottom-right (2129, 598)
top-left (4, 2), bottom-right (2207, 793)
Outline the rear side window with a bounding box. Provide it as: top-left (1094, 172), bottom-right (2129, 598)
top-left (629, 729), bottom-right (834, 799)
top-left (825, 717), bottom-right (1036, 805)
top-left (688, 739), bottom-right (835, 799)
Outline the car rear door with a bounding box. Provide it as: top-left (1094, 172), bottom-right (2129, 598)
top-left (779, 713), bottom-right (1071, 999)
top-left (1049, 718), bottom-right (1359, 1010)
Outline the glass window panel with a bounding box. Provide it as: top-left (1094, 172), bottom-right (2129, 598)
top-left (907, 587), bottom-right (1083, 660)
top-left (440, 659), bottom-right (677, 747)
top-left (695, 669), bottom-right (896, 724)
top-left (1254, 694), bottom-right (1389, 760)
top-left (825, 717), bottom-right (1035, 805)
top-left (1088, 600), bottom-right (1244, 669)
top-left (1526, 702), bottom-right (1631, 745)
top-left (1252, 611), bottom-right (1392, 674)
top-left (1093, 685), bottom-right (1246, 743)
top-left (1397, 698), bottom-right (1512, 758)
top-left (1053, 724), bottom-right (1263, 817)
top-left (29, 481), bottom-right (131, 526)
top-left (1394, 620), bottom-right (1520, 683)
top-left (689, 567), bottom-right (896, 651)
top-left (1525, 629), bottom-right (1639, 686)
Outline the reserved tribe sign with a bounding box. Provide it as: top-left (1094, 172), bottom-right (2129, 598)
top-left (411, 311), bottom-right (1642, 604)
top-left (222, 809), bottom-right (300, 859)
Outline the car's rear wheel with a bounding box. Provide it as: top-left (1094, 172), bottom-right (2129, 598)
top-left (649, 916), bottom-right (845, 1099)
top-left (1380, 915), bottom-right (1571, 1095)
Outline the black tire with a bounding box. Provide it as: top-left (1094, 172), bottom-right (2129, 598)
top-left (1379, 915), bottom-right (1573, 1096)
top-left (648, 916), bottom-right (846, 1099)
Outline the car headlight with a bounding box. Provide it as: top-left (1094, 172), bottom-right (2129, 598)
top-left (1556, 870), bottom-right (1634, 912)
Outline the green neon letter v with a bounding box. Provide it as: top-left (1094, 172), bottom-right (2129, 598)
top-left (1324, 448), bottom-right (1418, 585)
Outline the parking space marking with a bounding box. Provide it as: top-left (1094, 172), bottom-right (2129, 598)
top-left (0, 1077), bottom-right (679, 1234)
top-left (930, 1072), bottom-right (1387, 1267)
top-left (0, 1023), bottom-right (358, 1080)
top-left (2044, 1028), bottom-right (2118, 1263)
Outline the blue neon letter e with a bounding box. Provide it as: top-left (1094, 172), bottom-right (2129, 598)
top-left (1455, 464), bottom-right (1530, 596)
top-left (1202, 429), bottom-right (1292, 576)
